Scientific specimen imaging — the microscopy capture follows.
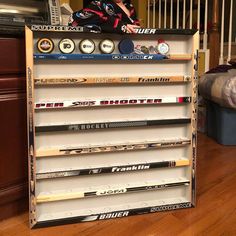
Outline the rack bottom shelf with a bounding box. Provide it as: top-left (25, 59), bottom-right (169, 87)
top-left (35, 197), bottom-right (192, 228)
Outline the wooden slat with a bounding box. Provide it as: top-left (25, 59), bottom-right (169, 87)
top-left (209, 0), bottom-right (220, 69)
top-left (203, 0), bottom-right (208, 50)
top-left (219, 0), bottom-right (225, 65)
top-left (227, 0), bottom-right (234, 63)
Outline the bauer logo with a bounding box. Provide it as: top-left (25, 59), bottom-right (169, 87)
top-left (135, 28), bottom-right (157, 34)
top-left (99, 211), bottom-right (129, 220)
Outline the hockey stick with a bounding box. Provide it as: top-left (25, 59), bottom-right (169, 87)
top-left (34, 75), bottom-right (191, 85)
top-left (35, 118), bottom-right (191, 133)
top-left (33, 53), bottom-right (192, 61)
top-left (35, 96), bottom-right (191, 110)
top-left (134, 28), bottom-right (196, 35)
top-left (35, 201), bottom-right (192, 227)
top-left (36, 180), bottom-right (190, 203)
top-left (36, 159), bottom-right (190, 180)
top-left (36, 138), bottom-right (191, 158)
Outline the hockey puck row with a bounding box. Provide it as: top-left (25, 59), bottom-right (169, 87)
top-left (37, 38), bottom-right (120, 54)
top-left (37, 38), bottom-right (169, 55)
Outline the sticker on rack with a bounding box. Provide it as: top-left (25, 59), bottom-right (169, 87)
top-left (79, 39), bottom-right (95, 54)
top-left (59, 38), bottom-right (75, 54)
top-left (157, 39), bottom-right (169, 55)
top-left (99, 39), bottom-right (115, 54)
top-left (37, 38), bottom-right (54, 53)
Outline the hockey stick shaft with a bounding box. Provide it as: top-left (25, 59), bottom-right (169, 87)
top-left (35, 96), bottom-right (191, 110)
top-left (33, 53), bottom-right (192, 61)
top-left (35, 118), bottom-right (191, 133)
top-left (36, 139), bottom-right (191, 157)
top-left (36, 159), bottom-right (190, 180)
top-left (34, 76), bottom-right (191, 85)
top-left (36, 180), bottom-right (190, 203)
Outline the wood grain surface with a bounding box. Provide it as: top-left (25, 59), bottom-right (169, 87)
top-left (0, 133), bottom-right (235, 236)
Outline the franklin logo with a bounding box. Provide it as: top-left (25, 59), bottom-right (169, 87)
top-left (138, 77), bottom-right (171, 83)
top-left (112, 164), bottom-right (150, 172)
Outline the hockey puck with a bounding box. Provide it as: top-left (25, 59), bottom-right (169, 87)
top-left (79, 39), bottom-right (95, 54)
top-left (37, 38), bottom-right (54, 53)
top-left (157, 40), bottom-right (169, 55)
top-left (99, 39), bottom-right (115, 54)
top-left (59, 38), bottom-right (75, 54)
top-left (118, 38), bottom-right (134, 54)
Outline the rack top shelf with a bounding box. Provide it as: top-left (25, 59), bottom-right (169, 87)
top-left (29, 25), bottom-right (198, 35)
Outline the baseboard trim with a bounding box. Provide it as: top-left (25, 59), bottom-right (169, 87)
top-left (0, 182), bottom-right (28, 205)
top-left (0, 182), bottom-right (28, 220)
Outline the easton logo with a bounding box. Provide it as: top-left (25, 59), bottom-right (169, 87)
top-left (97, 188), bottom-right (127, 195)
top-left (35, 78), bottom-right (87, 84)
top-left (112, 164), bottom-right (150, 172)
top-left (99, 211), bottom-right (129, 220)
